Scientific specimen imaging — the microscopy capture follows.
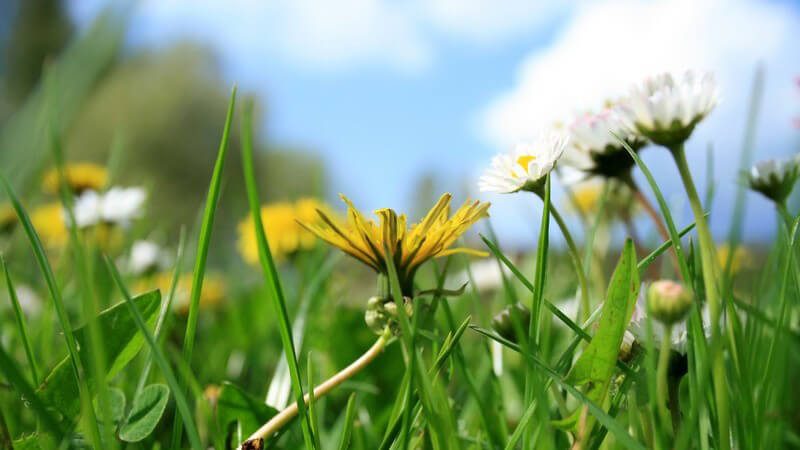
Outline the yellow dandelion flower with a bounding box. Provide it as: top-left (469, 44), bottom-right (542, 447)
top-left (136, 272), bottom-right (226, 314)
top-left (237, 198), bottom-right (328, 264)
top-left (42, 163), bottom-right (108, 195)
top-left (717, 244), bottom-right (753, 275)
top-left (0, 204), bottom-right (18, 234)
top-left (30, 202), bottom-right (68, 248)
top-left (301, 193), bottom-right (490, 296)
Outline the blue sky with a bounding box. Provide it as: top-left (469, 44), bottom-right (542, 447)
top-left (71, 0), bottom-right (800, 246)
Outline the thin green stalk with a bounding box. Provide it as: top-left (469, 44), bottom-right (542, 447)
top-left (656, 325), bottom-right (673, 435)
top-left (171, 86), bottom-right (236, 450)
top-left (724, 65), bottom-right (764, 276)
top-left (524, 175), bottom-right (551, 450)
top-left (546, 201), bottom-right (591, 323)
top-left (670, 144), bottom-right (729, 450)
top-left (0, 173), bottom-right (100, 445)
top-left (104, 257), bottom-right (203, 450)
top-left (239, 98), bottom-right (315, 449)
top-left (1, 255), bottom-right (39, 385)
top-left (50, 119), bottom-right (114, 450)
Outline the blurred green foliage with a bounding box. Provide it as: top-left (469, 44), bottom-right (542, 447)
top-left (63, 43), bottom-right (326, 239)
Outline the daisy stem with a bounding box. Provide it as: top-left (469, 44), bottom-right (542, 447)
top-left (670, 144), bottom-right (729, 450)
top-left (242, 330), bottom-right (391, 447)
top-left (546, 201), bottom-right (591, 323)
top-left (776, 202), bottom-right (794, 229)
top-left (656, 324), bottom-right (673, 435)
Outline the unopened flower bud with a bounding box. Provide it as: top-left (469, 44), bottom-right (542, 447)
top-left (491, 303), bottom-right (531, 343)
top-left (646, 280), bottom-right (692, 325)
top-left (364, 296), bottom-right (413, 336)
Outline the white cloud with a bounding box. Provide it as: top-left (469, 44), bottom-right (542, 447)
top-left (480, 0), bottom-right (799, 147)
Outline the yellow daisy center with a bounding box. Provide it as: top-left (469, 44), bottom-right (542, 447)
top-left (516, 155), bottom-right (535, 174)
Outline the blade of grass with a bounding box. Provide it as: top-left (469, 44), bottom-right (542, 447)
top-left (724, 65), bottom-right (764, 276)
top-left (135, 227), bottom-right (187, 396)
top-left (338, 393), bottom-right (358, 450)
top-left (307, 353), bottom-right (322, 450)
top-left (104, 257), bottom-right (203, 450)
top-left (47, 99), bottom-right (115, 449)
top-left (471, 326), bottom-right (645, 450)
top-left (171, 85), bottom-right (237, 450)
top-left (0, 172), bottom-right (99, 443)
top-left (240, 98), bottom-right (315, 449)
top-left (1, 255), bottom-right (40, 385)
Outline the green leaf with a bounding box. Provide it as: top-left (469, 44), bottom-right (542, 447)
top-left (557, 239), bottom-right (640, 434)
top-left (93, 387), bottom-right (126, 423)
top-left (38, 290), bottom-right (161, 419)
top-left (119, 384), bottom-right (170, 442)
top-left (216, 381), bottom-right (278, 446)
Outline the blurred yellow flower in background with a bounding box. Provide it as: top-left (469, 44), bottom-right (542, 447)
top-left (42, 163), bottom-right (108, 195)
top-left (0, 204), bottom-right (18, 234)
top-left (137, 272), bottom-right (226, 314)
top-left (237, 198), bottom-right (329, 264)
top-left (30, 202), bottom-right (67, 248)
top-left (568, 183), bottom-right (602, 217)
top-left (717, 243), bottom-right (754, 275)
top-left (566, 181), bottom-right (639, 221)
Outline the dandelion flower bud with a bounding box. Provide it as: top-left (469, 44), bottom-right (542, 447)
top-left (491, 302), bottom-right (531, 342)
top-left (364, 296), bottom-right (413, 336)
top-left (646, 280), bottom-right (693, 325)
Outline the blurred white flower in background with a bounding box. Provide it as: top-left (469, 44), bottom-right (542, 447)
top-left (450, 258), bottom-right (511, 293)
top-left (127, 240), bottom-right (171, 275)
top-left (479, 131), bottom-right (568, 193)
top-left (70, 187), bottom-right (147, 228)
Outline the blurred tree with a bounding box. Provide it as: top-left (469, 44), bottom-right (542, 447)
top-left (64, 43), bottom-right (327, 247)
top-left (3, 0), bottom-right (73, 105)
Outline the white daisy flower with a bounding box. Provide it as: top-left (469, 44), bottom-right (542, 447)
top-left (747, 156), bottom-right (800, 203)
top-left (617, 71), bottom-right (719, 148)
top-left (101, 187), bottom-right (146, 226)
top-left (70, 187), bottom-right (147, 228)
top-left (479, 131), bottom-right (568, 194)
top-left (564, 108), bottom-right (647, 179)
top-left (127, 240), bottom-right (171, 275)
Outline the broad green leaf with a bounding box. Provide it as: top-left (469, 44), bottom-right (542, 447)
top-left (216, 381), bottom-right (278, 446)
top-left (38, 290), bottom-right (161, 419)
top-left (93, 387), bottom-right (126, 423)
top-left (119, 384), bottom-right (170, 442)
top-left (557, 239), bottom-right (640, 433)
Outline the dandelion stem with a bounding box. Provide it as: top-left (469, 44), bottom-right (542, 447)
top-left (670, 144), bottom-right (729, 450)
top-left (242, 330), bottom-right (391, 447)
top-left (546, 201), bottom-right (591, 322)
top-left (655, 325), bottom-right (673, 435)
